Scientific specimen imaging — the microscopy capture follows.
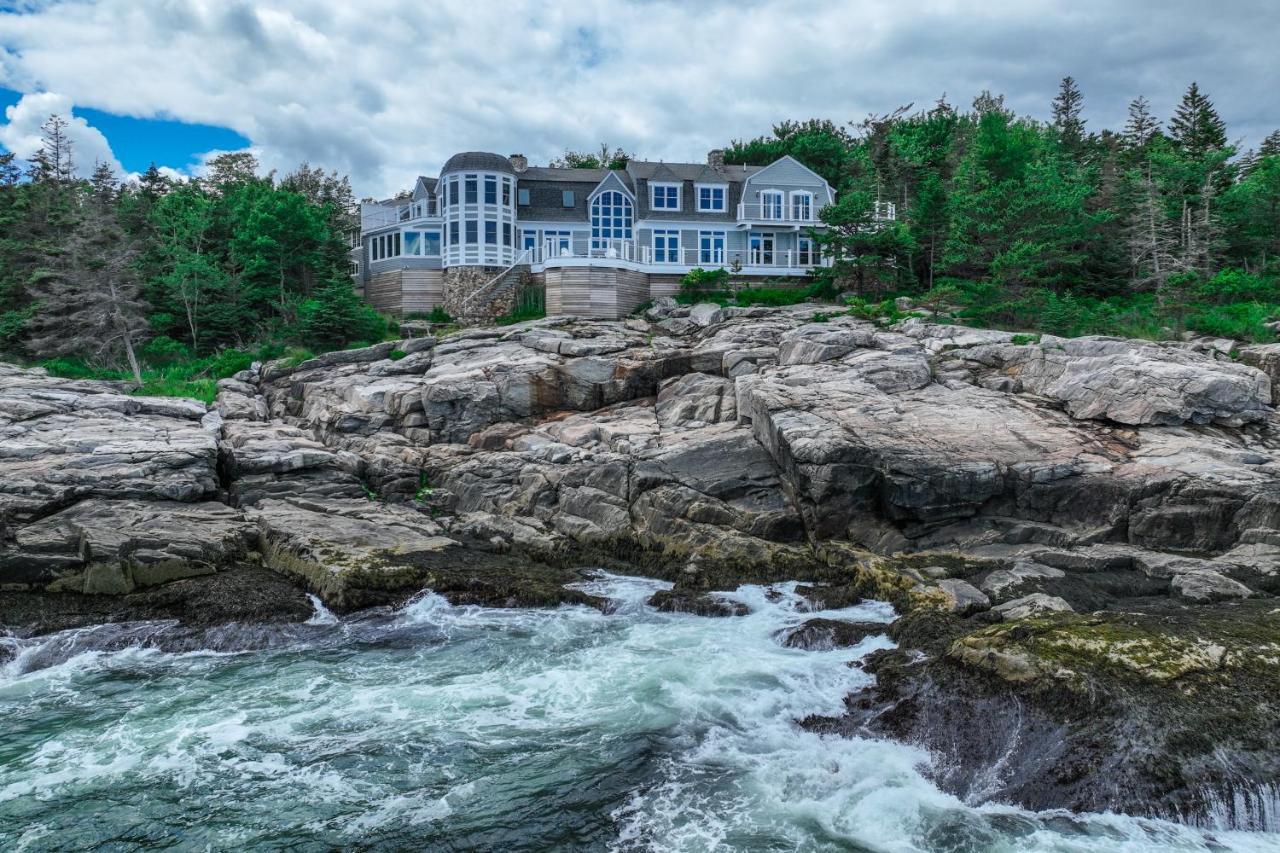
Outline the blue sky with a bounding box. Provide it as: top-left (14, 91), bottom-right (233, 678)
top-left (0, 86), bottom-right (249, 175)
top-left (0, 0), bottom-right (1275, 197)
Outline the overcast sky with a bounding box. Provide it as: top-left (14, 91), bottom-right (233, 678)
top-left (0, 0), bottom-right (1276, 197)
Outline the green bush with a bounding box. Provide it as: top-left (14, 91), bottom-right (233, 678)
top-left (680, 267), bottom-right (730, 293)
top-left (407, 306), bottom-right (454, 324)
top-left (140, 335), bottom-right (191, 365)
top-left (388, 349), bottom-right (408, 361)
top-left (293, 279), bottom-right (389, 350)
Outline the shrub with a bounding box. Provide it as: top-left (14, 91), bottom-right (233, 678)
top-left (680, 267), bottom-right (730, 294)
top-left (388, 349), bottom-right (408, 361)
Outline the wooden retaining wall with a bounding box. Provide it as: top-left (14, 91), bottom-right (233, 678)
top-left (364, 269), bottom-right (445, 317)
top-left (544, 267), bottom-right (650, 319)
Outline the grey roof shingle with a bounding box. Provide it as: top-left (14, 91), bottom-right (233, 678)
top-left (441, 151), bottom-right (516, 175)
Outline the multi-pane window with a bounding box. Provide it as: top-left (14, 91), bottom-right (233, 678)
top-left (465, 220), bottom-right (478, 244)
top-left (653, 229), bottom-right (680, 262)
top-left (523, 230), bottom-right (537, 250)
top-left (699, 231), bottom-right (726, 264)
top-left (791, 193), bottom-right (812, 221)
top-left (503, 223), bottom-right (512, 247)
top-left (591, 191), bottom-right (633, 248)
top-left (449, 221), bottom-right (459, 245)
top-left (760, 191), bottom-right (784, 220)
top-left (464, 177), bottom-right (478, 204)
top-left (484, 177), bottom-right (497, 205)
top-left (651, 183), bottom-right (680, 210)
top-left (697, 186), bottom-right (726, 212)
top-left (797, 236), bottom-right (815, 265)
top-left (485, 220), bottom-right (497, 245)
top-left (449, 180), bottom-right (459, 207)
top-left (502, 180), bottom-right (512, 206)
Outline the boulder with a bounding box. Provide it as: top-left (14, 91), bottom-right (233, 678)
top-left (993, 593), bottom-right (1075, 620)
top-left (0, 499), bottom-right (255, 593)
top-left (935, 578), bottom-right (991, 614)
top-left (1171, 570), bottom-right (1253, 602)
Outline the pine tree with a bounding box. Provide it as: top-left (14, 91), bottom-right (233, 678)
top-left (1123, 96), bottom-right (1159, 150)
top-left (89, 161), bottom-right (118, 208)
top-left (25, 192), bottom-right (150, 383)
top-left (1260, 130), bottom-right (1280, 158)
top-left (1168, 82), bottom-right (1228, 156)
top-left (0, 153), bottom-right (20, 188)
top-left (27, 114), bottom-right (75, 183)
top-left (1051, 76), bottom-right (1087, 152)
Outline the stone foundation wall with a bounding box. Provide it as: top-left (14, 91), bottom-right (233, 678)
top-left (442, 266), bottom-right (503, 320)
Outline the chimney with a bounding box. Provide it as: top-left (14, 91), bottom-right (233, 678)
top-left (707, 148), bottom-right (725, 170)
top-left (509, 154), bottom-right (528, 172)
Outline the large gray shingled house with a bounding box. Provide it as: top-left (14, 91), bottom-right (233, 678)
top-left (352, 149), bottom-right (867, 320)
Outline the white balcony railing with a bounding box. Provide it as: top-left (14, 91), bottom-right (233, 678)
top-left (527, 238), bottom-right (826, 269)
top-left (736, 202), bottom-right (821, 224)
top-left (398, 200), bottom-right (438, 221)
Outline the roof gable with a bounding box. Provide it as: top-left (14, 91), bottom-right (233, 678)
top-left (744, 155), bottom-right (828, 188)
top-left (588, 171), bottom-right (634, 201)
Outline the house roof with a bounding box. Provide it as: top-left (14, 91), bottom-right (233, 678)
top-left (440, 151), bottom-right (515, 175)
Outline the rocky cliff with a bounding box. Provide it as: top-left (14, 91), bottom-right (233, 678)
top-left (4, 302), bottom-right (1280, 827)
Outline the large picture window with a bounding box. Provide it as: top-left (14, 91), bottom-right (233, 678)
top-left (591, 190), bottom-right (633, 249)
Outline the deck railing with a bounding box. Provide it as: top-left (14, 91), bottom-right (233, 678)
top-left (528, 239), bottom-right (826, 269)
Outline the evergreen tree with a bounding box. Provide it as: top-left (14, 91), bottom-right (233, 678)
top-left (1051, 76), bottom-right (1087, 153)
top-left (25, 191), bottom-right (150, 383)
top-left (89, 161), bottom-right (118, 208)
top-left (1259, 130), bottom-right (1280, 158)
top-left (1123, 96), bottom-right (1160, 151)
top-left (27, 114), bottom-right (75, 183)
top-left (1169, 82), bottom-right (1228, 157)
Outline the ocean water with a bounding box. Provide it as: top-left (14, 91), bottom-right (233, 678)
top-left (1, 573), bottom-right (1277, 852)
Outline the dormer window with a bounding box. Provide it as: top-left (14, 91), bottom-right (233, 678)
top-left (651, 182), bottom-right (680, 211)
top-left (696, 184), bottom-right (726, 212)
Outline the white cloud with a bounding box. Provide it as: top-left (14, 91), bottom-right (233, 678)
top-left (0, 91), bottom-right (124, 178)
top-left (0, 0), bottom-right (1275, 197)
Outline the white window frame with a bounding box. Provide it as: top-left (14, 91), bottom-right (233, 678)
top-left (653, 228), bottom-right (680, 263)
top-left (650, 182), bottom-right (681, 212)
top-left (759, 190), bottom-right (785, 221)
top-left (350, 259), bottom-right (361, 276)
top-left (695, 183), bottom-right (727, 212)
top-left (797, 236), bottom-right (815, 266)
top-left (790, 191), bottom-right (813, 222)
top-left (698, 230), bottom-right (726, 264)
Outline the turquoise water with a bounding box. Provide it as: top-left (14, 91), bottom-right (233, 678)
top-left (1, 574), bottom-right (1277, 852)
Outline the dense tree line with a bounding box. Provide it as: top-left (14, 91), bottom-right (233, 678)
top-left (0, 115), bottom-right (384, 387)
top-left (725, 81), bottom-right (1280, 339)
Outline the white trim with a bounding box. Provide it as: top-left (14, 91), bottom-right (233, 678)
top-left (789, 190), bottom-right (814, 222)
top-left (652, 227), bottom-right (681, 263)
top-left (588, 171), bottom-right (635, 202)
top-left (650, 181), bottom-right (682, 212)
top-left (694, 182), bottom-right (728, 212)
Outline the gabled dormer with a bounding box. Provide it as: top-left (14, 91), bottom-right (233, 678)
top-left (739, 155), bottom-right (833, 224)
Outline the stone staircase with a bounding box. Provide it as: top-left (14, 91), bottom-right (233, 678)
top-left (451, 251), bottom-right (533, 325)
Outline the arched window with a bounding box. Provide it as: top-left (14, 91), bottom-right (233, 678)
top-left (591, 191), bottom-right (632, 250)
